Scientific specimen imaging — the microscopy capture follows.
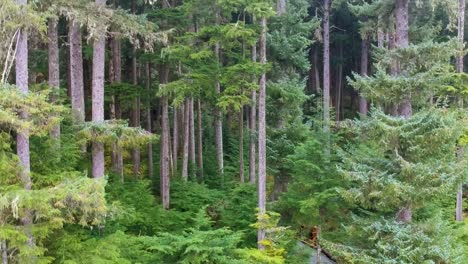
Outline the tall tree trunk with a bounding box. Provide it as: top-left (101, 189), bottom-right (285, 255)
top-left (197, 99), bottom-right (204, 181)
top-left (173, 106), bottom-right (178, 176)
top-left (359, 34), bottom-right (369, 116)
top-left (189, 97), bottom-right (196, 177)
top-left (16, 0), bottom-right (35, 252)
top-left (456, 146), bottom-right (464, 221)
top-left (249, 17), bottom-right (257, 185)
top-left (48, 18), bottom-right (60, 141)
top-left (395, 0), bottom-right (411, 119)
top-left (394, 0), bottom-right (412, 222)
top-left (314, 47), bottom-right (320, 93)
top-left (276, 0), bottom-right (286, 15)
top-left (323, 0), bottom-right (331, 155)
top-left (91, 0), bottom-right (106, 179)
top-left (455, 0), bottom-right (465, 222)
top-left (182, 100), bottom-right (190, 180)
top-left (131, 46), bottom-right (141, 178)
top-left (146, 63), bottom-right (154, 179)
top-left (214, 10), bottom-right (224, 179)
top-left (336, 43), bottom-right (343, 123)
top-left (214, 55), bottom-right (224, 179)
top-left (257, 16), bottom-right (267, 249)
top-left (249, 35), bottom-right (257, 185)
top-left (159, 64), bottom-right (170, 209)
top-left (377, 27), bottom-right (384, 48)
top-left (69, 20), bottom-right (85, 124)
top-left (110, 37), bottom-right (124, 179)
top-left (239, 107), bottom-right (245, 183)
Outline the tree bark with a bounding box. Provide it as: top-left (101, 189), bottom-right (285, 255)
top-left (16, 0), bottom-right (35, 252)
top-left (182, 100), bottom-right (190, 180)
top-left (146, 63), bottom-right (154, 179)
top-left (455, 0), bottom-right (465, 222)
top-left (276, 0), bottom-right (286, 15)
top-left (323, 0), bottom-right (331, 155)
top-left (48, 18), bottom-right (60, 140)
top-left (314, 47), bottom-right (320, 93)
top-left (173, 106), bottom-right (178, 177)
top-left (91, 0), bottom-right (107, 179)
top-left (359, 34), bottom-right (369, 116)
top-left (239, 107), bottom-right (245, 183)
top-left (189, 97), bottom-right (196, 177)
top-left (456, 0), bottom-right (465, 74)
top-left (257, 16), bottom-right (267, 249)
top-left (110, 37), bottom-right (124, 179)
top-left (214, 9), bottom-right (224, 179)
top-left (336, 43), bottom-right (343, 122)
top-left (377, 27), bottom-right (384, 49)
top-left (394, 0), bottom-right (412, 222)
top-left (395, 0), bottom-right (411, 118)
top-left (131, 46), bottom-right (141, 178)
top-left (159, 64), bottom-right (170, 209)
top-left (249, 43), bottom-right (257, 185)
top-left (69, 20), bottom-right (85, 124)
top-left (456, 146), bottom-right (464, 221)
top-left (196, 99), bottom-right (204, 181)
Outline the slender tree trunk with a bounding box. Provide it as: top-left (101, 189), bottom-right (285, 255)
top-left (159, 64), bottom-right (170, 209)
top-left (16, 0), bottom-right (35, 252)
top-left (455, 0), bottom-right (465, 222)
top-left (239, 107), bottom-right (245, 183)
top-left (48, 18), bottom-right (60, 140)
top-left (456, 146), bottom-right (464, 221)
top-left (377, 27), bottom-right (384, 48)
top-left (91, 0), bottom-right (106, 179)
top-left (69, 20), bottom-right (85, 124)
top-left (314, 47), bottom-right (320, 93)
top-left (336, 43), bottom-right (343, 123)
top-left (359, 34), bottom-right (369, 116)
top-left (257, 16), bottom-right (267, 249)
top-left (249, 18), bottom-right (257, 185)
top-left (110, 37), bottom-right (124, 179)
top-left (182, 100), bottom-right (190, 180)
top-left (323, 0), bottom-right (331, 155)
top-left (173, 106), bottom-right (178, 176)
top-left (132, 46), bottom-right (141, 178)
top-left (189, 97), bottom-right (196, 177)
top-left (214, 9), bottom-right (224, 179)
top-left (197, 99), bottom-right (204, 181)
top-left (146, 63), bottom-right (154, 179)
top-left (395, 0), bottom-right (411, 119)
top-left (214, 53), bottom-right (224, 178)
top-left (276, 0), bottom-right (286, 15)
top-left (394, 0), bottom-right (412, 222)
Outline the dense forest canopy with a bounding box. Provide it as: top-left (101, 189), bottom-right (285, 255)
top-left (0, 0), bottom-right (467, 263)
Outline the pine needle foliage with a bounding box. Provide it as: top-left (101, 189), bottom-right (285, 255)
top-left (338, 108), bottom-right (463, 215)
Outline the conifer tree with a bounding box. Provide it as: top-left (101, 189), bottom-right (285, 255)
top-left (48, 17), bottom-right (60, 140)
top-left (69, 19), bottom-right (85, 124)
top-left (15, 0), bottom-right (36, 252)
top-left (455, 0), bottom-right (465, 222)
top-left (91, 0), bottom-right (107, 179)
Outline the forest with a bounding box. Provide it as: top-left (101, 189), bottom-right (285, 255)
top-left (0, 0), bottom-right (467, 263)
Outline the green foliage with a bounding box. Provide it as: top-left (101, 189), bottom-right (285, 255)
top-left (0, 85), bottom-right (64, 135)
top-left (349, 40), bottom-right (458, 106)
top-left (338, 108), bottom-right (462, 213)
top-left (326, 216), bottom-right (466, 263)
top-left (277, 131), bottom-right (349, 232)
top-left (77, 120), bottom-right (157, 150)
